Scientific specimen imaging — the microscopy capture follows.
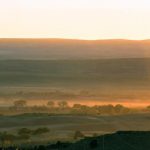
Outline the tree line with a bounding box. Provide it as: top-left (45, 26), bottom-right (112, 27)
top-left (1, 100), bottom-right (148, 116)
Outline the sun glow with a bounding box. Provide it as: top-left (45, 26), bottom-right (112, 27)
top-left (0, 0), bottom-right (150, 39)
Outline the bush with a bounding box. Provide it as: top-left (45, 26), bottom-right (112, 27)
top-left (32, 127), bottom-right (49, 135)
top-left (18, 128), bottom-right (32, 135)
top-left (74, 131), bottom-right (84, 140)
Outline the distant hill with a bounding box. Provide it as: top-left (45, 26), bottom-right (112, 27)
top-left (0, 38), bottom-right (150, 59)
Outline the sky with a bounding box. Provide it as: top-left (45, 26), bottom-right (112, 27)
top-left (0, 0), bottom-right (150, 39)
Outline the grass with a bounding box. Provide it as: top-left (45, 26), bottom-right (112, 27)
top-left (0, 58), bottom-right (150, 102)
top-left (0, 58), bottom-right (149, 87)
top-left (0, 113), bottom-right (150, 142)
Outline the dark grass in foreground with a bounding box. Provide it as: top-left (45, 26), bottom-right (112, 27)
top-left (1, 131), bottom-right (150, 150)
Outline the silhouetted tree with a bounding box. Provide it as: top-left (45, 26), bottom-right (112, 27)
top-left (13, 100), bottom-right (27, 110)
top-left (73, 104), bottom-right (82, 109)
top-left (0, 132), bottom-right (17, 147)
top-left (18, 128), bottom-right (32, 135)
top-left (147, 106), bottom-right (150, 111)
top-left (47, 101), bottom-right (55, 108)
top-left (115, 104), bottom-right (124, 114)
top-left (74, 130), bottom-right (84, 140)
top-left (58, 101), bottom-right (68, 109)
top-left (32, 127), bottom-right (49, 135)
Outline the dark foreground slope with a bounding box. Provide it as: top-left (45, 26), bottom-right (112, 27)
top-left (66, 131), bottom-right (150, 150)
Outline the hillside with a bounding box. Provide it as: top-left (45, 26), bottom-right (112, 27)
top-left (0, 39), bottom-right (150, 59)
top-left (2, 131), bottom-right (150, 150)
top-left (66, 131), bottom-right (150, 150)
top-left (0, 114), bottom-right (150, 145)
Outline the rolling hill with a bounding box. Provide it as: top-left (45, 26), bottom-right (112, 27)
top-left (1, 39), bottom-right (150, 103)
top-left (0, 38), bottom-right (150, 60)
top-left (66, 131), bottom-right (150, 150)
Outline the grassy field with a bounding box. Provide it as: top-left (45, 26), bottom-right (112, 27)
top-left (0, 113), bottom-right (150, 142)
top-left (0, 56), bottom-right (150, 145)
top-left (0, 58), bottom-right (150, 103)
top-left (0, 58), bottom-right (150, 87)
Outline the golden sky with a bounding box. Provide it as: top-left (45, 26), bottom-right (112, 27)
top-left (0, 0), bottom-right (150, 39)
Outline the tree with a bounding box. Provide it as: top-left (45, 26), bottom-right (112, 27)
top-left (101, 104), bottom-right (114, 115)
top-left (115, 104), bottom-right (125, 114)
top-left (74, 130), bottom-right (84, 140)
top-left (147, 106), bottom-right (150, 111)
top-left (0, 132), bottom-right (17, 147)
top-left (73, 104), bottom-right (82, 109)
top-left (13, 100), bottom-right (27, 110)
top-left (71, 104), bottom-right (82, 114)
top-left (32, 127), bottom-right (50, 135)
top-left (58, 101), bottom-right (68, 109)
top-left (18, 128), bottom-right (32, 135)
top-left (47, 101), bottom-right (55, 108)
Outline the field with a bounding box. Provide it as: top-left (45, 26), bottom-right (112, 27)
top-left (0, 58), bottom-right (150, 106)
top-left (0, 54), bottom-right (150, 144)
top-left (0, 58), bottom-right (150, 88)
top-left (0, 113), bottom-right (150, 142)
top-left (0, 40), bottom-right (150, 148)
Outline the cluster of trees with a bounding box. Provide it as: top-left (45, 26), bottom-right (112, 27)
top-left (8, 100), bottom-right (131, 115)
top-left (11, 100), bottom-right (68, 110)
top-left (18, 127), bottom-right (50, 136)
top-left (71, 104), bottom-right (130, 115)
top-left (0, 127), bottom-right (50, 147)
top-left (0, 127), bottom-right (85, 148)
top-left (2, 99), bottom-right (149, 115)
top-left (0, 128), bottom-right (100, 148)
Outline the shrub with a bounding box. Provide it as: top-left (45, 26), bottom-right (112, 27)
top-left (18, 128), bottom-right (32, 135)
top-left (32, 127), bottom-right (49, 135)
